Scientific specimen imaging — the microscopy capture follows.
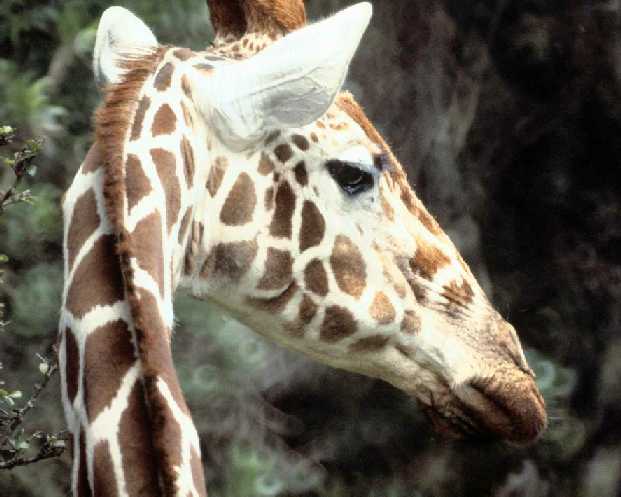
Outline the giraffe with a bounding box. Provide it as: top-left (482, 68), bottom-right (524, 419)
top-left (58, 1), bottom-right (547, 496)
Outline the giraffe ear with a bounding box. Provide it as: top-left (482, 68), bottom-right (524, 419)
top-left (93, 6), bottom-right (158, 88)
top-left (192, 2), bottom-right (372, 150)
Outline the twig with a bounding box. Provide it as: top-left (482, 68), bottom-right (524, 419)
top-left (0, 431), bottom-right (68, 470)
top-left (0, 354), bottom-right (66, 470)
top-left (0, 129), bottom-right (41, 213)
top-left (8, 361), bottom-right (58, 433)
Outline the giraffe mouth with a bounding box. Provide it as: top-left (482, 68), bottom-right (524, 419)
top-left (420, 374), bottom-right (547, 445)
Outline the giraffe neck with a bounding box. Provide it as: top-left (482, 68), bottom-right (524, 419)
top-left (60, 48), bottom-right (208, 497)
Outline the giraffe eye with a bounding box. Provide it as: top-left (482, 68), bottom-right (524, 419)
top-left (326, 160), bottom-right (374, 196)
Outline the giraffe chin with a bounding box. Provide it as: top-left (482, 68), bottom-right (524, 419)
top-left (418, 373), bottom-right (547, 446)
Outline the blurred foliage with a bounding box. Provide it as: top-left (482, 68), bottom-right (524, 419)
top-left (0, 127), bottom-right (66, 477)
top-left (1, 1), bottom-right (620, 496)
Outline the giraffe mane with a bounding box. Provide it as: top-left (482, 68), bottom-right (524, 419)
top-left (95, 46), bottom-right (167, 232)
top-left (93, 46), bottom-right (188, 494)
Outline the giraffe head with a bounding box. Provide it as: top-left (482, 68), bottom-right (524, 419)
top-left (96, 2), bottom-right (546, 445)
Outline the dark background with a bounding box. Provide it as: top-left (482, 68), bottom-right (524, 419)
top-left (1, 0), bottom-right (620, 495)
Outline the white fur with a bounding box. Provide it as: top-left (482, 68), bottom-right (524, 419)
top-left (93, 6), bottom-right (158, 88)
top-left (191, 2), bottom-right (373, 149)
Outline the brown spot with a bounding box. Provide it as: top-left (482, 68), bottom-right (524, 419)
top-left (264, 186), bottom-right (274, 211)
top-left (84, 320), bottom-right (135, 420)
top-left (310, 132), bottom-right (319, 143)
top-left (220, 173), bottom-right (256, 225)
top-left (257, 248), bottom-right (293, 290)
top-left (126, 154), bottom-right (152, 212)
top-left (151, 148), bottom-right (181, 233)
top-left (181, 74), bottom-right (192, 98)
top-left (442, 280), bottom-right (475, 318)
top-left (66, 235), bottom-right (124, 318)
top-left (64, 328), bottom-right (79, 404)
top-left (204, 54), bottom-right (226, 62)
top-left (132, 212), bottom-right (165, 296)
top-left (77, 429), bottom-right (91, 497)
top-left (317, 121), bottom-right (326, 129)
top-left (286, 294), bottom-right (317, 338)
top-left (299, 294), bottom-right (318, 324)
top-left (330, 235), bottom-right (367, 299)
top-left (411, 283), bottom-right (427, 304)
top-left (178, 208), bottom-right (192, 245)
top-left (150, 390), bottom-right (183, 480)
top-left (274, 143), bottom-right (293, 163)
top-left (369, 292), bottom-right (396, 325)
top-left (194, 63), bottom-right (214, 74)
top-left (201, 240), bottom-right (257, 281)
top-left (418, 208), bottom-right (440, 234)
top-left (304, 259), bottom-right (328, 296)
top-left (292, 134), bottom-right (309, 151)
top-left (442, 280), bottom-right (474, 304)
top-left (154, 62), bottom-right (174, 91)
top-left (197, 222), bottom-right (205, 244)
top-left (269, 181), bottom-right (295, 238)
top-left (248, 282), bottom-right (298, 313)
top-left (191, 448), bottom-right (207, 497)
top-left (401, 310), bottom-right (421, 335)
top-left (93, 441), bottom-right (118, 497)
top-left (401, 188), bottom-right (441, 234)
top-left (82, 143), bottom-right (103, 174)
top-left (67, 189), bottom-right (100, 270)
top-left (320, 306), bottom-right (357, 343)
top-left (130, 96), bottom-right (151, 141)
top-left (180, 136), bottom-right (195, 188)
top-left (294, 161), bottom-right (308, 186)
top-left (174, 48), bottom-right (194, 61)
top-left (410, 241), bottom-right (451, 280)
top-left (207, 157), bottom-right (227, 196)
top-left (350, 335), bottom-right (390, 353)
top-left (381, 190), bottom-right (395, 221)
top-left (184, 249), bottom-right (195, 276)
top-left (264, 131), bottom-right (280, 146)
top-left (299, 201), bottom-right (325, 252)
top-left (181, 101), bottom-right (193, 128)
top-left (133, 290), bottom-right (189, 417)
top-left (151, 104), bottom-right (177, 136)
top-left (258, 153), bottom-right (275, 175)
top-left (117, 381), bottom-right (160, 496)
top-left (394, 282), bottom-right (407, 299)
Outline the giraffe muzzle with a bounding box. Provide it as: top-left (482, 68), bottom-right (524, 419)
top-left (417, 368), bottom-right (547, 445)
top-left (454, 373), bottom-right (547, 445)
